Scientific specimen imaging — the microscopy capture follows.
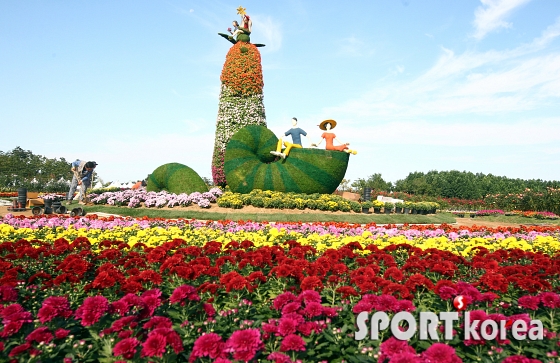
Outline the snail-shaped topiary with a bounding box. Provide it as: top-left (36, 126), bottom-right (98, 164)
top-left (147, 163), bottom-right (208, 195)
top-left (224, 125), bottom-right (350, 194)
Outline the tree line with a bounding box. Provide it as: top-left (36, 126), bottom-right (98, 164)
top-left (0, 147), bottom-right (79, 192)
top-left (350, 171), bottom-right (560, 200)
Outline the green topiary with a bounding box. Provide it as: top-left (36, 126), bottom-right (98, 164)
top-left (224, 125), bottom-right (350, 195)
top-left (147, 163), bottom-right (208, 195)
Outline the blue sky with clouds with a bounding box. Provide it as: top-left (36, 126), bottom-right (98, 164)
top-left (1, 0), bottom-right (559, 185)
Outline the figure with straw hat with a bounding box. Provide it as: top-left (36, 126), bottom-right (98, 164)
top-left (311, 119), bottom-right (357, 155)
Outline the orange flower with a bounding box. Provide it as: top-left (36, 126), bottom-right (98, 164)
top-left (220, 42), bottom-right (264, 95)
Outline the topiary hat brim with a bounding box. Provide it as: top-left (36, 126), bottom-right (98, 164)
top-left (318, 119), bottom-right (337, 130)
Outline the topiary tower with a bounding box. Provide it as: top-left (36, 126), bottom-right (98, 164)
top-left (212, 15), bottom-right (266, 187)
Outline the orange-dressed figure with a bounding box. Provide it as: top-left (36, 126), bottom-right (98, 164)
top-left (311, 119), bottom-right (357, 155)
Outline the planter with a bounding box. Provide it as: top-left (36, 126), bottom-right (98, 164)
top-left (404, 208), bottom-right (410, 214)
top-left (422, 210), bottom-right (429, 215)
top-left (470, 213), bottom-right (476, 218)
top-left (373, 208), bottom-right (381, 214)
top-left (411, 210), bottom-right (417, 215)
top-left (384, 209), bottom-right (392, 214)
top-left (395, 207), bottom-right (403, 214)
top-left (361, 207), bottom-right (370, 214)
top-left (44, 199), bottom-right (53, 208)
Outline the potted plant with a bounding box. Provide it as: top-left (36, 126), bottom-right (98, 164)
top-left (361, 201), bottom-right (373, 214)
top-left (395, 202), bottom-right (405, 214)
top-left (430, 202), bottom-right (439, 214)
top-left (384, 202), bottom-right (394, 214)
top-left (404, 202), bottom-right (412, 214)
top-left (373, 200), bottom-right (383, 214)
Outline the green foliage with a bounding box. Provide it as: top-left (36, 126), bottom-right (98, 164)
top-left (361, 201), bottom-right (373, 209)
top-left (351, 173), bottom-right (393, 195)
top-left (147, 163), bottom-right (208, 195)
top-left (224, 125), bottom-right (350, 195)
top-left (0, 146), bottom-right (79, 192)
top-left (394, 170), bottom-right (560, 200)
top-left (217, 189), bottom-right (366, 213)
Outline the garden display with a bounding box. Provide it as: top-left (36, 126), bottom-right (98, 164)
top-left (141, 6), bottom-right (354, 196)
top-left (224, 126), bottom-right (350, 195)
top-left (2, 6), bottom-right (560, 363)
top-left (146, 163), bottom-right (208, 195)
top-left (1, 213), bottom-right (560, 362)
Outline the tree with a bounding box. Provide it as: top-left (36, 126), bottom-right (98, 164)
top-left (351, 173), bottom-right (393, 195)
top-left (0, 147), bottom-right (94, 192)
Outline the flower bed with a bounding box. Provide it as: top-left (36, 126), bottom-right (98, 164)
top-left (1, 216), bottom-right (560, 362)
top-left (509, 210), bottom-right (560, 220)
top-left (475, 210), bottom-right (506, 217)
top-left (88, 188), bottom-right (223, 209)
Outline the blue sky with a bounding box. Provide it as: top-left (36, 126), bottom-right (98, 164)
top-left (1, 0), bottom-right (559, 185)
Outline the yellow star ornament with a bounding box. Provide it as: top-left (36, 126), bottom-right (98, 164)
top-left (236, 6), bottom-right (246, 15)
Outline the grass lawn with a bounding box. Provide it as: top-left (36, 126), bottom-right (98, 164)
top-left (84, 205), bottom-right (457, 224)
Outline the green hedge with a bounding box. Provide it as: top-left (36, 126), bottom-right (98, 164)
top-left (147, 163), bottom-right (208, 195)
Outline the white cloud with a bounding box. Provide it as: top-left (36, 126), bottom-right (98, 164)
top-left (336, 36), bottom-right (366, 57)
top-left (320, 16), bottom-right (560, 123)
top-left (345, 118), bottom-right (560, 146)
top-left (472, 0), bottom-right (532, 40)
top-left (252, 15), bottom-right (282, 52)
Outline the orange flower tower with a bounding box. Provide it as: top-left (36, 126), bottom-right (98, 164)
top-left (212, 7), bottom-right (266, 187)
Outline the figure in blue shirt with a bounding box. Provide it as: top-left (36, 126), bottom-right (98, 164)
top-left (66, 160), bottom-right (98, 205)
top-left (270, 118), bottom-right (310, 159)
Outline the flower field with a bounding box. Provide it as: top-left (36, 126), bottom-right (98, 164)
top-left (1, 214), bottom-right (560, 362)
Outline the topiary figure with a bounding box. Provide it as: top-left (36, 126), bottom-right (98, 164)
top-left (147, 163), bottom-right (208, 195)
top-left (212, 14), bottom-right (266, 187)
top-left (224, 125), bottom-right (350, 194)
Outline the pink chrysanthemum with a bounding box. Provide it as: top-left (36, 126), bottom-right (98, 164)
top-left (113, 337), bottom-right (140, 359)
top-left (421, 343), bottom-right (462, 363)
top-left (140, 332), bottom-right (167, 358)
top-left (379, 337), bottom-right (416, 362)
top-left (37, 296), bottom-right (72, 323)
top-left (277, 317), bottom-right (298, 336)
top-left (75, 296), bottom-right (109, 326)
top-left (170, 285), bottom-right (200, 304)
top-left (26, 326), bottom-right (53, 344)
top-left (268, 351), bottom-right (293, 363)
top-left (280, 334), bottom-right (306, 352)
top-left (225, 328), bottom-right (263, 361)
top-left (190, 333), bottom-right (224, 362)
top-left (518, 295), bottom-right (540, 310)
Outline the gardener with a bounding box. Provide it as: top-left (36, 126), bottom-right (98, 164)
top-left (66, 160), bottom-right (98, 205)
